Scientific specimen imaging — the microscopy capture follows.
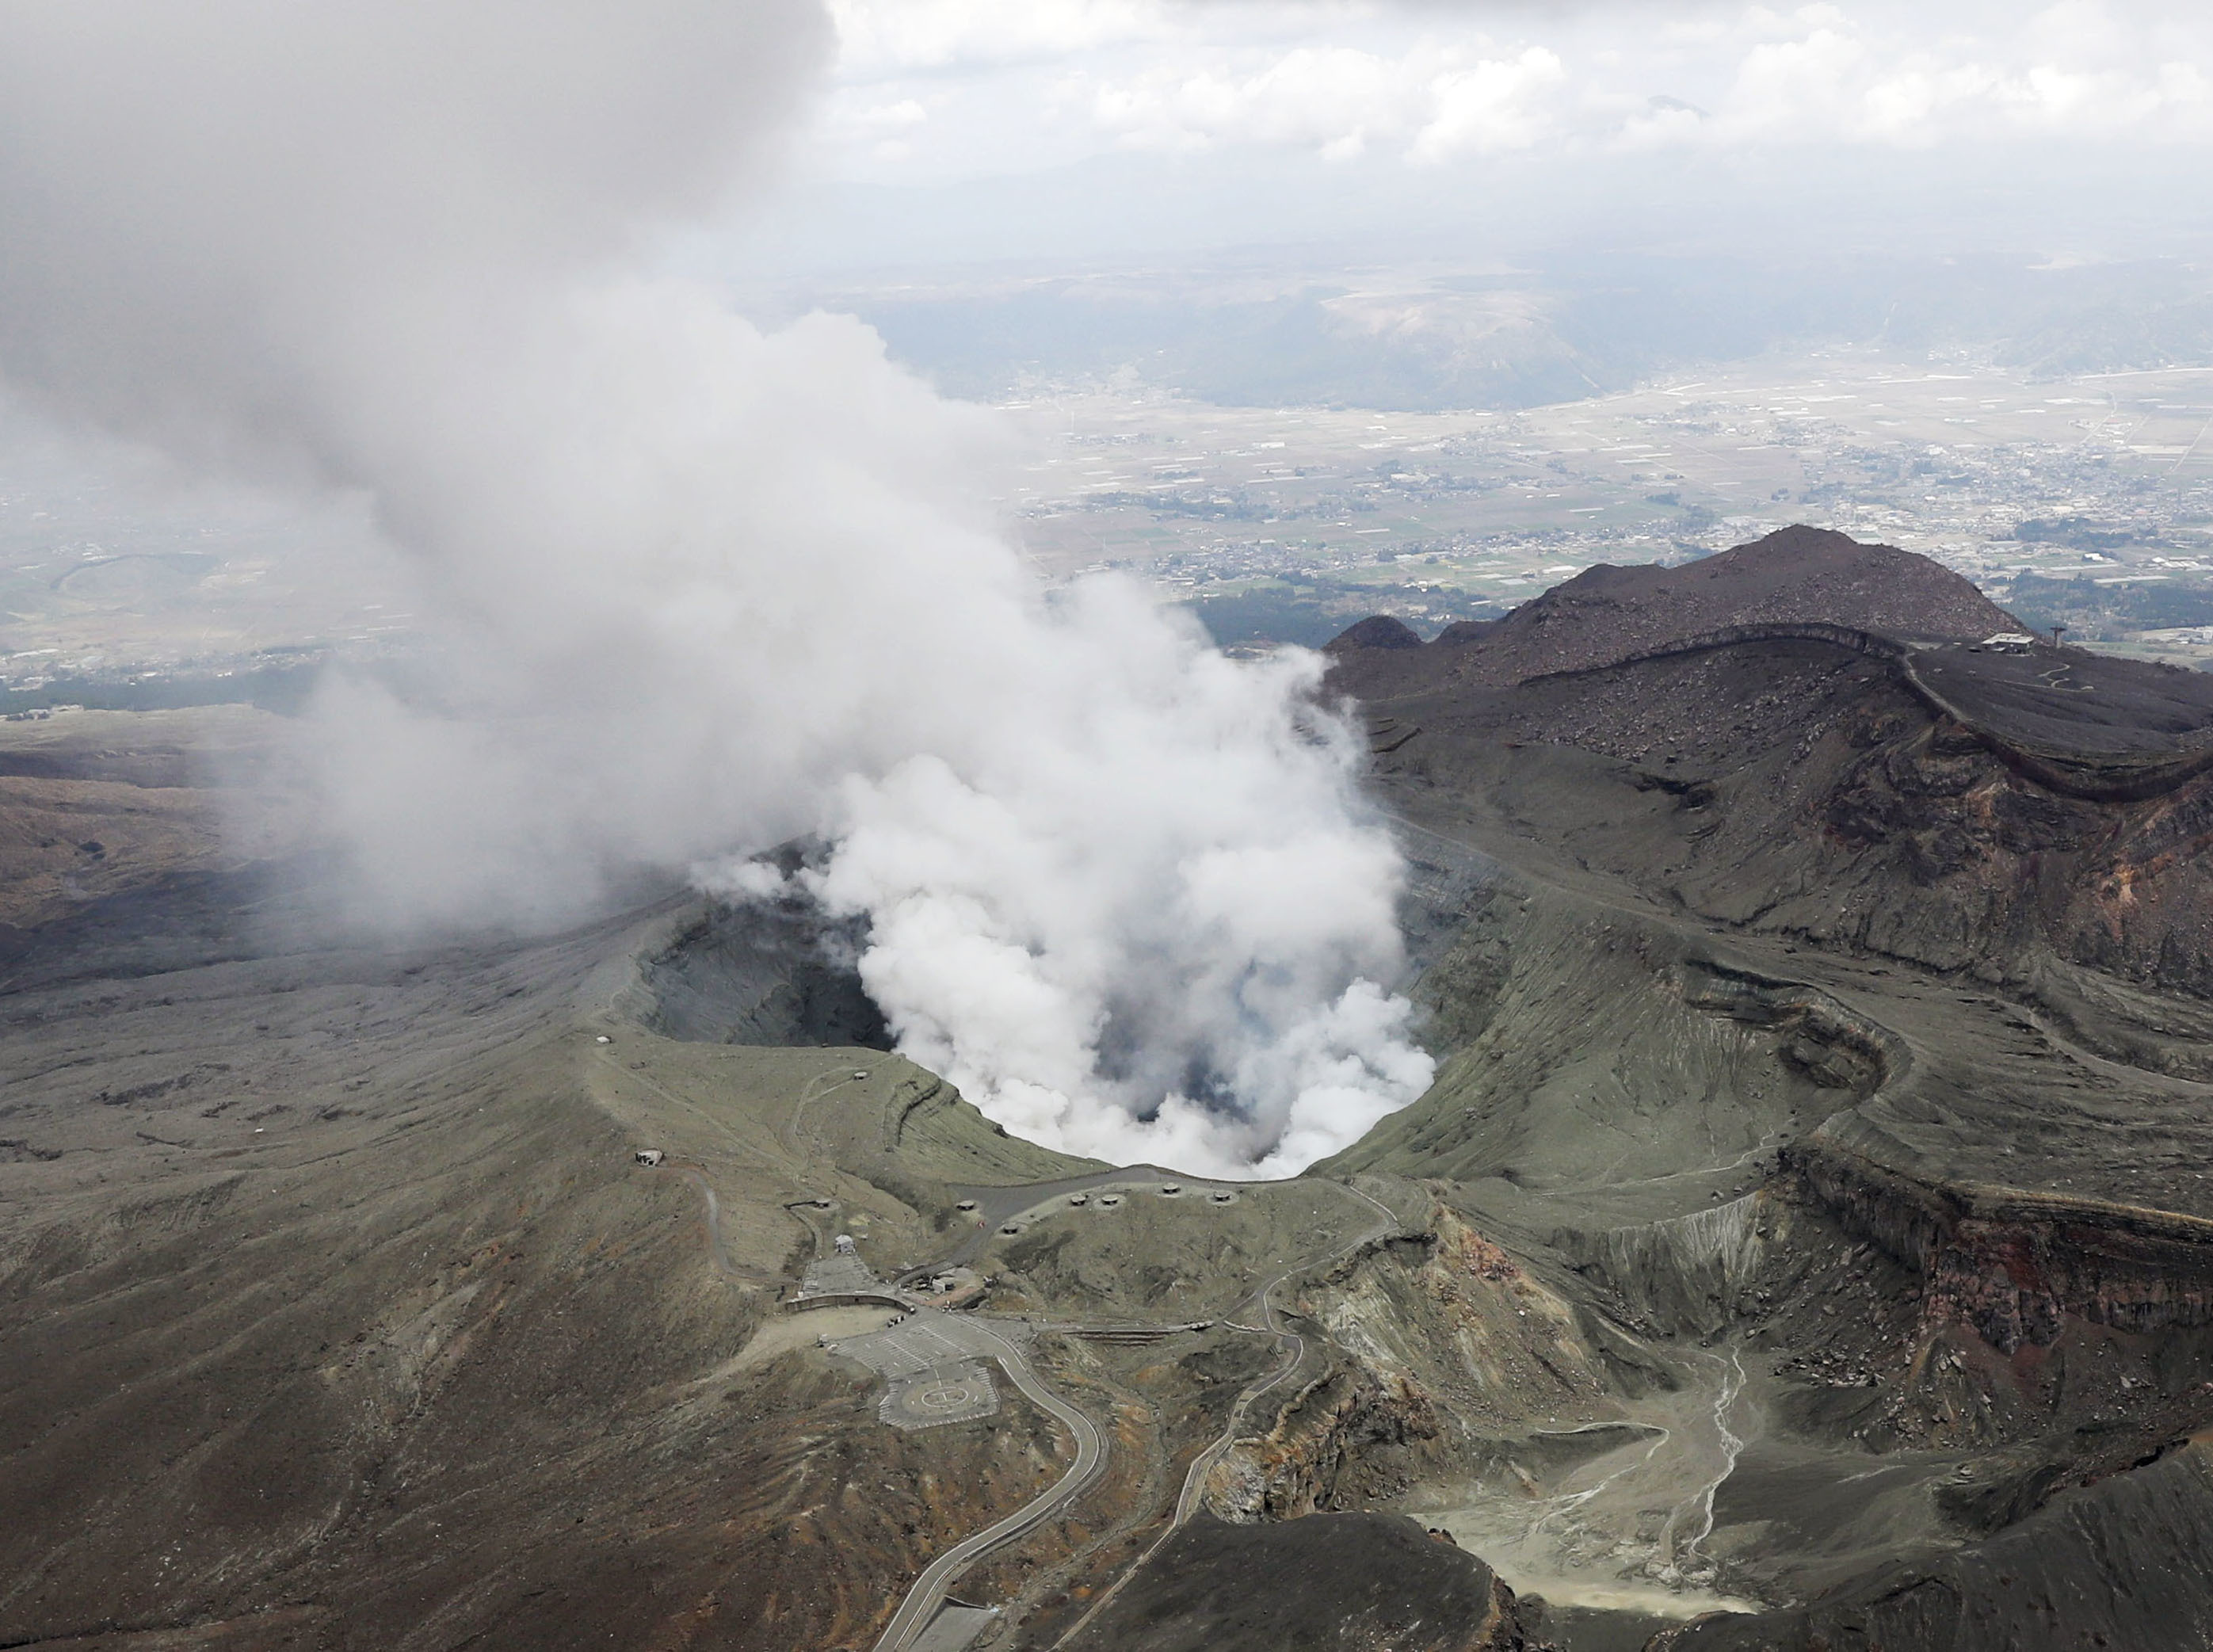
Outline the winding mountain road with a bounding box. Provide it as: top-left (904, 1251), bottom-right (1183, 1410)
top-left (871, 1312), bottom-right (1109, 1652)
top-left (1173, 1177), bottom-right (1401, 1522)
top-left (877, 1177), bottom-right (1400, 1651)
top-left (1052, 1176), bottom-right (1401, 1646)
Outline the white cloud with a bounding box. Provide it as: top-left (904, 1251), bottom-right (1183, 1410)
top-left (0, 0), bottom-right (1437, 1178)
top-left (833, 94), bottom-right (932, 162)
top-left (1725, 25), bottom-right (1867, 134)
top-left (1856, 60), bottom-right (2004, 142)
top-left (1594, 4), bottom-right (2213, 152)
top-left (1093, 41), bottom-right (1567, 162)
top-left (1411, 48), bottom-right (1566, 161)
top-left (829, 0), bottom-right (1183, 78)
top-left (811, 1), bottom-right (2213, 185)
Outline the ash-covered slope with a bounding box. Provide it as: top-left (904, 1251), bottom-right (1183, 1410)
top-left (1332, 529), bottom-right (2213, 1003)
top-left (1300, 530), bottom-right (2213, 1651)
top-left (1061, 1511), bottom-right (1534, 1651)
top-left (24, 540), bottom-right (2213, 1652)
top-left (0, 712), bottom-right (1119, 1651)
top-left (1334, 525), bottom-right (2024, 692)
top-left (0, 909), bottom-right (1097, 1651)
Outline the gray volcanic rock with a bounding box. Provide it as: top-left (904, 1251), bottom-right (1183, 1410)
top-left (631, 895), bottom-right (892, 1050)
top-left (1327, 525), bottom-right (2024, 691)
top-left (21, 533), bottom-right (2213, 1652)
top-left (1326, 613), bottom-right (1426, 653)
top-left (1655, 1440), bottom-right (2213, 1652)
top-left (1303, 531), bottom-right (2213, 1650)
top-left (1062, 1512), bottom-right (1538, 1651)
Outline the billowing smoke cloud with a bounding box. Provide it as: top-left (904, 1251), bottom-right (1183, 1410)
top-left (0, 0), bottom-right (1433, 1176)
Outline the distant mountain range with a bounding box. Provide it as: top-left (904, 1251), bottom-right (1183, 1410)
top-left (795, 255), bottom-right (2213, 412)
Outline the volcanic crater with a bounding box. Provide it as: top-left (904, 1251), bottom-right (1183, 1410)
top-left (10, 528), bottom-right (2213, 1650)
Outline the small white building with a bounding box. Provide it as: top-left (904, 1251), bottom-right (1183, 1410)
top-left (634, 1148), bottom-right (665, 1167)
top-left (1976, 632), bottom-right (2036, 654)
top-left (834, 1234), bottom-right (857, 1256)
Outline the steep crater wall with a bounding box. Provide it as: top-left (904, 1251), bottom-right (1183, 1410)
top-left (1524, 620), bottom-right (2213, 803)
top-left (1795, 1125), bottom-right (2213, 1349)
top-left (622, 897), bottom-right (892, 1051)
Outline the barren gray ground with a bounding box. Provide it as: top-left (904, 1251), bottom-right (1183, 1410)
top-left (13, 530), bottom-right (2213, 1651)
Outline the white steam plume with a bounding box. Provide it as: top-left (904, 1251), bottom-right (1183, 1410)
top-left (0, 0), bottom-right (1433, 1177)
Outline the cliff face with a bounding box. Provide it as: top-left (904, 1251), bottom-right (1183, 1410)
top-left (1203, 1360), bottom-right (1445, 1523)
top-left (627, 894), bottom-right (892, 1050)
top-left (1200, 1204), bottom-right (1650, 1529)
top-left (1344, 628), bottom-right (2213, 1005)
top-left (1288, 531), bottom-right (2213, 1647)
top-left (1797, 1135), bottom-right (2213, 1349)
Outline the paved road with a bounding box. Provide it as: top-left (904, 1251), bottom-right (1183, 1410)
top-left (1173, 1177), bottom-right (1399, 1524)
top-left (612, 1043), bottom-right (1383, 1649)
top-left (927, 1166), bottom-right (1244, 1272)
top-left (1052, 1176), bottom-right (1401, 1647)
top-left (871, 1310), bottom-right (1109, 1652)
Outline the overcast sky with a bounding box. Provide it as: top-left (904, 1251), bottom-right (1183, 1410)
top-left (733, 2), bottom-right (2213, 274)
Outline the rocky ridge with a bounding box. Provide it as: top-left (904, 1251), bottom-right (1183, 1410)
top-left (1306, 526), bottom-right (2213, 1648)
